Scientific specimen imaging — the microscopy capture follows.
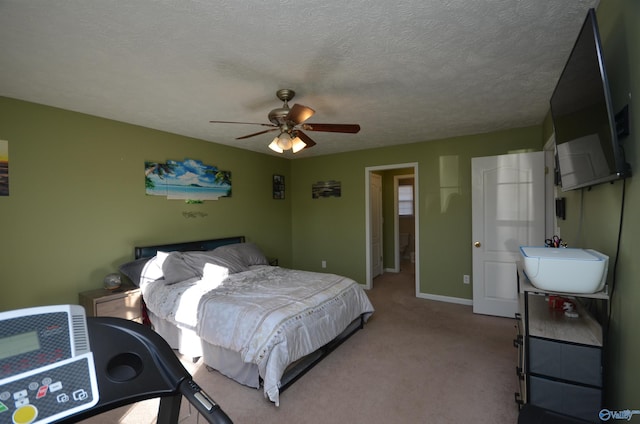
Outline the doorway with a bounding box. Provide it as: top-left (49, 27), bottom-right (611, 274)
top-left (365, 163), bottom-right (419, 296)
top-left (394, 175), bottom-right (416, 274)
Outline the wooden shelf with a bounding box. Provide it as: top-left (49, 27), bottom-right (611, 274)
top-left (526, 293), bottom-right (602, 346)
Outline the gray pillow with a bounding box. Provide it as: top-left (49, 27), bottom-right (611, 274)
top-left (194, 250), bottom-right (249, 274)
top-left (213, 243), bottom-right (268, 267)
top-left (162, 252), bottom-right (200, 284)
top-left (160, 250), bottom-right (249, 285)
top-left (120, 252), bottom-right (169, 286)
top-left (119, 257), bottom-right (151, 286)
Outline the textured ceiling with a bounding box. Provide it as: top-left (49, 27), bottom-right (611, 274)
top-left (0, 0), bottom-right (599, 158)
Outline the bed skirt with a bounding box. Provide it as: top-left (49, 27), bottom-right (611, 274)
top-left (147, 309), bottom-right (367, 397)
top-left (148, 310), bottom-right (261, 388)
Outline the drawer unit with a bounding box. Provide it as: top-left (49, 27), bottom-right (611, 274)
top-left (529, 337), bottom-right (601, 386)
top-left (515, 265), bottom-right (608, 423)
top-left (528, 375), bottom-right (602, 422)
top-left (79, 285), bottom-right (142, 322)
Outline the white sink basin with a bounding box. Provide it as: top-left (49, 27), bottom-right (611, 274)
top-left (519, 247), bottom-right (608, 294)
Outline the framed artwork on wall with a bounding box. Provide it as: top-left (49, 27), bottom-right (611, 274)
top-left (273, 174), bottom-right (285, 199)
top-left (144, 158), bottom-right (231, 202)
top-left (312, 180), bottom-right (341, 198)
top-left (0, 140), bottom-right (8, 196)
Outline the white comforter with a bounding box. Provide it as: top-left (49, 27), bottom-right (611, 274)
top-left (141, 265), bottom-right (374, 405)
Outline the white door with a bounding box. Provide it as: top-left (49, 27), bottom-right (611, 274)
top-left (370, 173), bottom-right (383, 278)
top-left (472, 152), bottom-right (545, 317)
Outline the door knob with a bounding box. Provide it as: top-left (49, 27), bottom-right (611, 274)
top-left (474, 241), bottom-right (481, 248)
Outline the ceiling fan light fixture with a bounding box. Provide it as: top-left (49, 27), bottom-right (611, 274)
top-left (291, 136), bottom-right (306, 153)
top-left (276, 132), bottom-right (293, 150)
top-left (268, 138), bottom-right (284, 153)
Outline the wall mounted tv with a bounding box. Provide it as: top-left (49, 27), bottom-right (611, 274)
top-left (550, 8), bottom-right (630, 191)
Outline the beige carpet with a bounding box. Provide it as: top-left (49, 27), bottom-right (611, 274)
top-left (81, 265), bottom-right (519, 423)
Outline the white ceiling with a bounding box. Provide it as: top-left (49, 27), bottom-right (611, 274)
top-left (0, 0), bottom-right (599, 158)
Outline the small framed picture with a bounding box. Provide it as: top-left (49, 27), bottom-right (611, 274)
top-left (273, 174), bottom-right (285, 199)
top-left (312, 180), bottom-right (341, 198)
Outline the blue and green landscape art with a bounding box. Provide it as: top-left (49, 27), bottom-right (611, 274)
top-left (145, 158), bottom-right (231, 201)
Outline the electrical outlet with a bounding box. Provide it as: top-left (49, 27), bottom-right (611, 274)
top-left (321, 260), bottom-right (327, 268)
top-left (463, 275), bottom-right (470, 285)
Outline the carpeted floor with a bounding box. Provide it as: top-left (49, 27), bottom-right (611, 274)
top-left (81, 265), bottom-right (520, 423)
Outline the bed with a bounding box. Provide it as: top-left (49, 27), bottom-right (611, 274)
top-left (118, 236), bottom-right (374, 406)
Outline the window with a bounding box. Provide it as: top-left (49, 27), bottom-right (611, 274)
top-left (398, 185), bottom-right (414, 216)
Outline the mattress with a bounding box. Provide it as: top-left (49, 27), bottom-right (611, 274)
top-left (141, 264), bottom-right (374, 405)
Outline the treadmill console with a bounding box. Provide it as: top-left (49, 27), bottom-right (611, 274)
top-left (0, 305), bottom-right (98, 424)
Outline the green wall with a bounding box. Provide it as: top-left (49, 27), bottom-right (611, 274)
top-left (2, 1), bottom-right (638, 405)
top-left (0, 97), bottom-right (292, 310)
top-left (559, 0), bottom-right (640, 409)
top-left (290, 127), bottom-right (543, 299)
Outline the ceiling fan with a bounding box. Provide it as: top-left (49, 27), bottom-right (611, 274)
top-left (210, 89), bottom-right (360, 153)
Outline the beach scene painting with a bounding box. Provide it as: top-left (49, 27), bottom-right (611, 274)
top-left (145, 158), bottom-right (231, 201)
top-left (0, 140), bottom-right (8, 196)
top-left (312, 180), bottom-right (341, 198)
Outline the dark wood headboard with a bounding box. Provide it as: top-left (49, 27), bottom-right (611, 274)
top-left (134, 236), bottom-right (245, 259)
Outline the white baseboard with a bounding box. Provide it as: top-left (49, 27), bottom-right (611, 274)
top-left (417, 292), bottom-right (473, 306)
top-left (378, 268), bottom-right (471, 306)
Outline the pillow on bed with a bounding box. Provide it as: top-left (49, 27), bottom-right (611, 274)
top-left (162, 251), bottom-right (201, 284)
top-left (118, 252), bottom-right (168, 286)
top-left (119, 251), bottom-right (169, 286)
top-left (161, 250), bottom-right (248, 284)
top-left (140, 251), bottom-right (168, 285)
top-left (192, 250), bottom-right (248, 274)
top-left (213, 242), bottom-right (269, 267)
top-left (119, 257), bottom-right (151, 286)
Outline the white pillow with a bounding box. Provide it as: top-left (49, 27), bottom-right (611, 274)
top-left (139, 251), bottom-right (169, 286)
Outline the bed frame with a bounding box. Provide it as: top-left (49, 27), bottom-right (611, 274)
top-left (133, 236), bottom-right (366, 396)
top-left (134, 236), bottom-right (246, 261)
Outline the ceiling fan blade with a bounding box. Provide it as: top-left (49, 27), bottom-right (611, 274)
top-left (301, 123), bottom-right (360, 133)
top-left (294, 130), bottom-right (317, 148)
top-left (287, 104), bottom-right (315, 125)
top-left (236, 128), bottom-right (279, 140)
top-left (210, 120), bottom-right (276, 127)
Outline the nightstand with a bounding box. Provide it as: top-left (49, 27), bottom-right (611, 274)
top-left (79, 284), bottom-right (142, 323)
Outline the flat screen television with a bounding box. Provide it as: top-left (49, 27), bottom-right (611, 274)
top-left (550, 8), bottom-right (630, 191)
